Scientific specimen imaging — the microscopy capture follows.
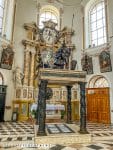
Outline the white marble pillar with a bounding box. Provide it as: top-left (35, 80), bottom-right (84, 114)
top-left (29, 51), bottom-right (36, 87)
top-left (23, 45), bottom-right (30, 86)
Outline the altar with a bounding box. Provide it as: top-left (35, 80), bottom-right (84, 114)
top-left (30, 103), bottom-right (65, 122)
top-left (46, 104), bottom-right (65, 122)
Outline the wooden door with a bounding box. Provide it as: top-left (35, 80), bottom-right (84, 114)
top-left (86, 88), bottom-right (110, 124)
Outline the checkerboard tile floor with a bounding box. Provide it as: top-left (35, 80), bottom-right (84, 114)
top-left (0, 122), bottom-right (113, 149)
top-left (87, 122), bottom-right (113, 138)
top-left (0, 121), bottom-right (35, 149)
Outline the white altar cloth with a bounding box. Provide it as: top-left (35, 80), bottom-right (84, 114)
top-left (31, 103), bottom-right (65, 111)
top-left (46, 104), bottom-right (65, 111)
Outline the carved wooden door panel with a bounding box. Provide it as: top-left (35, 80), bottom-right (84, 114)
top-left (86, 88), bottom-right (110, 124)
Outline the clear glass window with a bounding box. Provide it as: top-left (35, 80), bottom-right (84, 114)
top-left (94, 77), bottom-right (109, 88)
top-left (39, 10), bottom-right (58, 29)
top-left (0, 0), bottom-right (5, 33)
top-left (89, 1), bottom-right (107, 47)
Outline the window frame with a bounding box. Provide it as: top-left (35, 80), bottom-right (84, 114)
top-left (0, 0), bottom-right (5, 34)
top-left (89, 1), bottom-right (107, 47)
top-left (85, 0), bottom-right (108, 49)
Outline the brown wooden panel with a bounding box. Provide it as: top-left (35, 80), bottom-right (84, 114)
top-left (86, 88), bottom-right (110, 124)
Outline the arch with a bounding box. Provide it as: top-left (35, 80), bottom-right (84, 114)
top-left (39, 5), bottom-right (60, 29)
top-left (0, 72), bottom-right (4, 85)
top-left (88, 75), bottom-right (109, 88)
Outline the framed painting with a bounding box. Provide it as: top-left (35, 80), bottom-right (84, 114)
top-left (0, 45), bottom-right (14, 70)
top-left (99, 51), bottom-right (112, 73)
top-left (81, 55), bottom-right (93, 75)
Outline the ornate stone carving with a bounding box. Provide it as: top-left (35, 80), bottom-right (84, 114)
top-left (13, 66), bottom-right (24, 87)
top-left (24, 22), bottom-right (38, 40)
top-left (54, 42), bottom-right (71, 69)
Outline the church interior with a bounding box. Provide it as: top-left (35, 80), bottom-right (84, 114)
top-left (0, 0), bottom-right (113, 149)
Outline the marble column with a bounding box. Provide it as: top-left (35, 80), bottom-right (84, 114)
top-left (29, 51), bottom-right (35, 87)
top-left (37, 80), bottom-right (48, 136)
top-left (79, 82), bottom-right (88, 134)
top-left (66, 85), bottom-right (72, 124)
top-left (23, 46), bottom-right (30, 86)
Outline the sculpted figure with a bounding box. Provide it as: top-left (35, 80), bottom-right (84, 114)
top-left (13, 67), bottom-right (24, 87)
top-left (54, 42), bottom-right (70, 69)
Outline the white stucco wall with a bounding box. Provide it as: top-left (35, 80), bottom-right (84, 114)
top-left (62, 5), bottom-right (83, 70)
top-left (13, 0), bottom-right (37, 70)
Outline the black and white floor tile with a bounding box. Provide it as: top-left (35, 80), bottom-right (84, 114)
top-left (0, 122), bottom-right (113, 149)
top-left (50, 142), bottom-right (113, 150)
top-left (0, 122), bottom-right (35, 149)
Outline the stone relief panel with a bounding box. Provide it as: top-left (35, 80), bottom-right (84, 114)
top-left (23, 88), bottom-right (28, 99)
top-left (16, 88), bottom-right (22, 99)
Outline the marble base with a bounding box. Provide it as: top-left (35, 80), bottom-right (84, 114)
top-left (35, 134), bottom-right (92, 145)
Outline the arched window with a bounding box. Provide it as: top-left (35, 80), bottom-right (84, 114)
top-left (0, 0), bottom-right (5, 33)
top-left (89, 0), bottom-right (107, 47)
top-left (39, 5), bottom-right (59, 29)
top-left (94, 77), bottom-right (108, 87)
top-left (85, 0), bottom-right (107, 48)
top-left (88, 75), bottom-right (109, 88)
